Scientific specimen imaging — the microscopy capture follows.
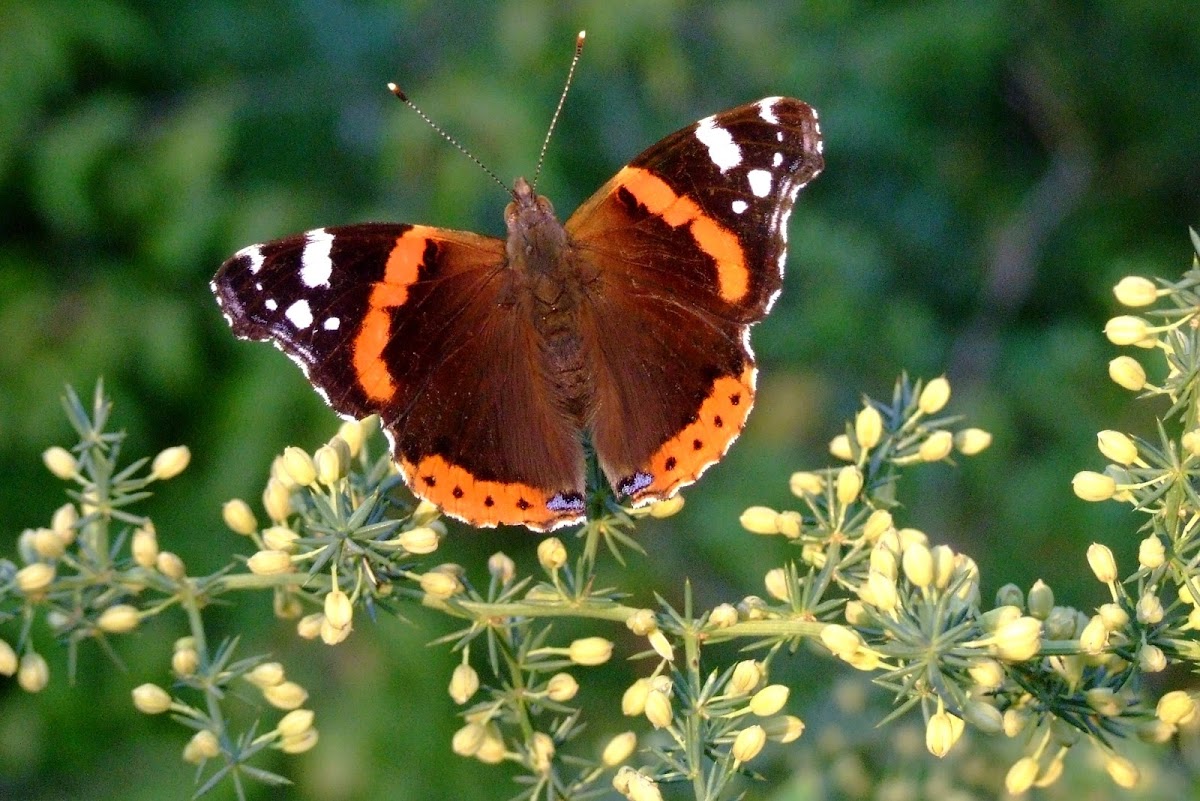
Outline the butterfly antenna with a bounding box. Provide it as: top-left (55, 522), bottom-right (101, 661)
top-left (531, 30), bottom-right (586, 192)
top-left (387, 82), bottom-right (512, 197)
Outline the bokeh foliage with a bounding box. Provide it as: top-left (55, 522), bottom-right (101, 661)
top-left (1, 1), bottom-right (1198, 799)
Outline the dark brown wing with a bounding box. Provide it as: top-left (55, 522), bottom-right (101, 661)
top-left (566, 97), bottom-right (823, 503)
top-left (212, 223), bottom-right (586, 530)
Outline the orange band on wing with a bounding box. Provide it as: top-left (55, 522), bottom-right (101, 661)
top-left (400, 454), bottom-right (585, 532)
top-left (613, 166), bottom-right (748, 303)
top-left (352, 226), bottom-right (435, 403)
top-left (625, 366), bottom-right (757, 503)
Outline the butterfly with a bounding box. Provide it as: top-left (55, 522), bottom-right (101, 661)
top-left (212, 92), bottom-right (823, 531)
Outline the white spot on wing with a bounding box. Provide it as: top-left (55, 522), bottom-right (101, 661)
top-left (758, 97), bottom-right (781, 124)
top-left (695, 115), bottom-right (742, 173)
top-left (776, 131), bottom-right (784, 142)
top-left (731, 199), bottom-right (748, 214)
top-left (300, 228), bottom-right (334, 288)
top-left (323, 317), bottom-right (340, 331)
top-left (285, 299), bottom-right (313, 329)
top-left (747, 169), bottom-right (773, 198)
top-left (265, 298), bottom-right (278, 311)
top-left (773, 152), bottom-right (783, 167)
top-left (236, 244), bottom-right (265, 275)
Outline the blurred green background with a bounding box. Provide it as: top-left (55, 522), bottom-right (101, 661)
top-left (2, 0), bottom-right (1198, 799)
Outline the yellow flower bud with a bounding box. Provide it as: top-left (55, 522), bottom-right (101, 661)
top-left (602, 731), bottom-right (637, 766)
top-left (320, 617), bottom-right (351, 645)
top-left (739, 506), bottom-right (780, 535)
top-left (1096, 430), bottom-right (1138, 466)
top-left (1085, 687), bottom-right (1124, 717)
top-left (452, 722), bottom-right (486, 756)
top-left (1072, 471), bottom-right (1116, 502)
top-left (172, 646), bottom-right (199, 677)
top-left (862, 509), bottom-right (893, 543)
top-left (828, 433), bottom-right (853, 461)
top-left (43, 446), bottom-right (79, 480)
top-left (296, 613), bottom-right (323, 640)
top-left (1104, 755), bottom-right (1139, 789)
top-left (918, 377), bottom-right (951, 414)
top-left (1137, 534), bottom-right (1165, 569)
top-left (97, 604), bottom-right (140, 634)
top-left (836, 465), bottom-right (863, 506)
top-left (537, 537), bottom-right (567, 571)
top-left (336, 418), bottom-right (367, 458)
top-left (17, 652), bottom-right (49, 693)
top-left (156, 551), bottom-right (186, 579)
top-left (954, 427), bottom-right (992, 455)
top-left (277, 709), bottom-right (315, 738)
top-left (1086, 543), bottom-right (1118, 583)
top-left (1112, 275), bottom-right (1159, 307)
top-left (132, 683), bottom-right (173, 714)
top-left (992, 616), bottom-right (1042, 662)
top-left (281, 446), bottom-right (317, 487)
top-left (568, 636), bottom-right (613, 666)
top-left (418, 570), bottom-right (461, 599)
top-left (1079, 615), bottom-right (1109, 655)
top-left (16, 562), bottom-right (55, 596)
top-left (789, 471), bottom-right (825, 496)
top-left (731, 724), bottom-right (767, 763)
top-left (918, 430), bottom-right (954, 462)
top-left (647, 629), bottom-right (674, 662)
top-left (183, 730), bottom-right (221, 764)
top-left (1107, 355), bottom-right (1146, 391)
top-left (262, 524), bottom-right (299, 552)
top-left (263, 680), bottom-right (308, 710)
top-left (649, 495), bottom-right (684, 518)
top-left (968, 657), bottom-right (1005, 690)
top-left (1184, 429), bottom-right (1200, 457)
top-left (528, 731), bottom-right (555, 773)
top-left (149, 445), bottom-right (189, 480)
top-left (324, 589), bottom-right (353, 630)
top-left (1098, 602), bottom-right (1129, 630)
top-left (1157, 690), bottom-right (1197, 726)
top-left (644, 688), bottom-right (673, 729)
top-left (860, 570), bottom-right (898, 613)
top-left (127, 525), bottom-right (157, 568)
top-left (766, 715), bottom-right (805, 743)
top-left (546, 672), bottom-right (579, 702)
top-left (246, 661), bottom-right (286, 688)
top-left (313, 443), bottom-right (346, 485)
top-left (820, 624), bottom-right (864, 659)
top-left (622, 678), bottom-right (651, 716)
top-left (1137, 718), bottom-right (1176, 744)
top-left (1104, 315), bottom-right (1150, 346)
top-left (222, 499), bottom-right (258, 536)
top-left (901, 542), bottom-right (934, 589)
top-left (708, 603), bottom-right (738, 628)
top-left (279, 728), bottom-right (319, 754)
top-left (487, 551), bottom-right (516, 583)
top-left (247, 549), bottom-right (292, 576)
top-left (855, 405), bottom-right (883, 449)
top-left (449, 663), bottom-right (479, 705)
top-left (749, 684), bottom-right (789, 716)
top-left (0, 640), bottom-right (16, 677)
top-left (729, 660), bottom-right (763, 696)
top-left (1138, 643), bottom-right (1166, 673)
top-left (1005, 756), bottom-right (1040, 795)
top-left (1026, 579), bottom-right (1054, 620)
top-left (925, 710), bottom-right (964, 757)
top-left (262, 477), bottom-right (292, 523)
top-left (764, 567), bottom-right (790, 602)
top-left (32, 528), bottom-right (64, 560)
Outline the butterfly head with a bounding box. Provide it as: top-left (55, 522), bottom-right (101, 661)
top-left (505, 177), bottom-right (566, 261)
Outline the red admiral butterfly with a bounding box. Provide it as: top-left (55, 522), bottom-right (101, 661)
top-left (213, 48), bottom-right (823, 532)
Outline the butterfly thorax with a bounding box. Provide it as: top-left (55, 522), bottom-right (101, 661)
top-left (504, 177), bottom-right (596, 423)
